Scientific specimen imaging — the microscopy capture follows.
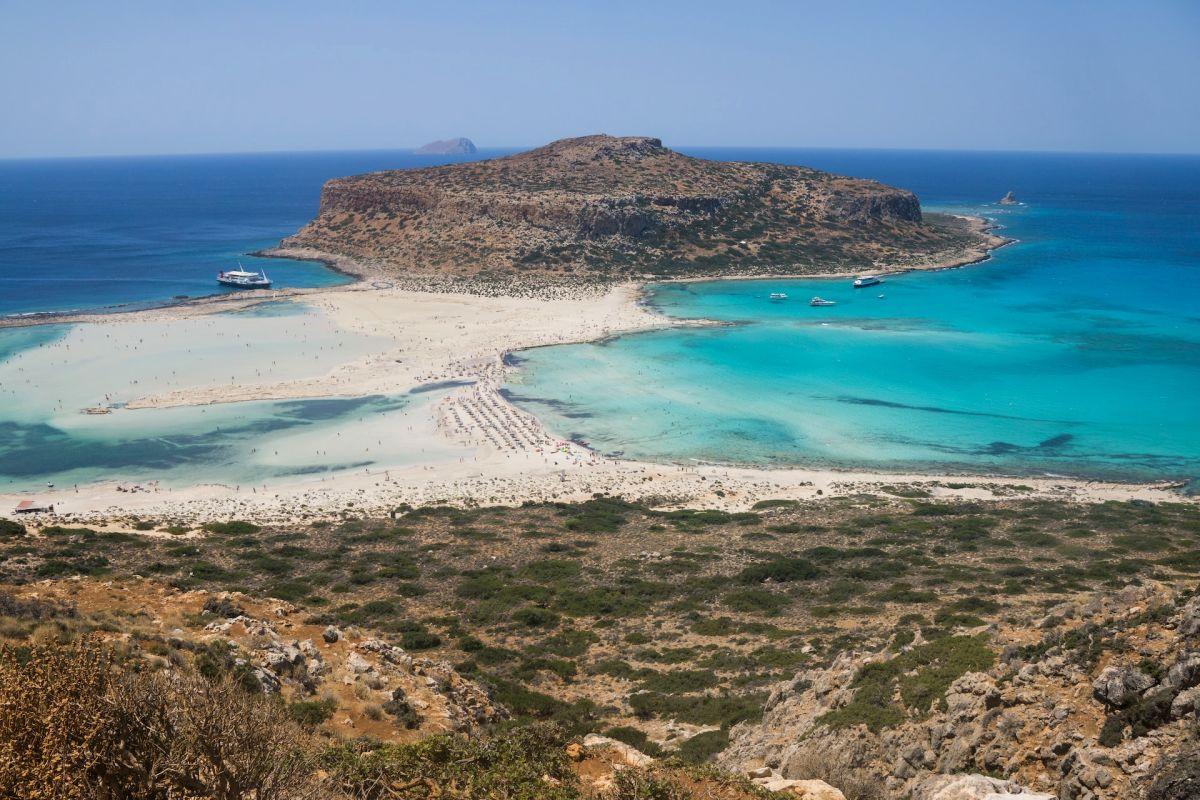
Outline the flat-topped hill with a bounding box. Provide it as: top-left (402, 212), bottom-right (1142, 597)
top-left (279, 135), bottom-right (998, 281)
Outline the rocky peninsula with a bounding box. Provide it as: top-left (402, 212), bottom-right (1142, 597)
top-left (268, 135), bottom-right (1005, 284)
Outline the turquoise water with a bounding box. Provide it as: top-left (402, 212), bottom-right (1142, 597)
top-left (507, 152), bottom-right (1200, 482)
top-left (2, 148), bottom-right (1197, 487)
top-left (0, 301), bottom-right (456, 490)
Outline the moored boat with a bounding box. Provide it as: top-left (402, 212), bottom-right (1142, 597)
top-left (769, 292), bottom-right (788, 300)
top-left (853, 275), bottom-right (882, 288)
top-left (217, 266), bottom-right (272, 289)
top-left (809, 296), bottom-right (837, 307)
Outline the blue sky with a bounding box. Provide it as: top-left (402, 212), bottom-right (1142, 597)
top-left (1, 0), bottom-right (1198, 157)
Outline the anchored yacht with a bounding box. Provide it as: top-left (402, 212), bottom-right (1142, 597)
top-left (218, 266), bottom-right (272, 289)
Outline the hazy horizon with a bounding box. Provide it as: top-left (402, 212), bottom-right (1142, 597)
top-left (8, 142), bottom-right (1200, 164)
top-left (2, 0), bottom-right (1199, 159)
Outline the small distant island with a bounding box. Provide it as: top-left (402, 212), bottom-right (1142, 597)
top-left (414, 137), bottom-right (477, 155)
top-left (273, 134), bottom-right (1005, 285)
top-left (999, 190), bottom-right (1020, 205)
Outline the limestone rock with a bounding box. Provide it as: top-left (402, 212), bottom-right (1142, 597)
top-left (202, 593), bottom-right (244, 618)
top-left (249, 666), bottom-right (280, 694)
top-left (999, 191), bottom-right (1019, 205)
top-left (1092, 665), bottom-right (1155, 707)
top-left (758, 778), bottom-right (845, 799)
top-left (581, 733), bottom-right (654, 767)
top-left (347, 651), bottom-right (374, 675)
top-left (1178, 598), bottom-right (1200, 639)
top-left (1165, 651), bottom-right (1200, 691)
top-left (1169, 685), bottom-right (1200, 719)
top-left (911, 773), bottom-right (1053, 799)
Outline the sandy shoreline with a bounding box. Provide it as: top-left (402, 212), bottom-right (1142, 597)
top-left (2, 217), bottom-right (1188, 525)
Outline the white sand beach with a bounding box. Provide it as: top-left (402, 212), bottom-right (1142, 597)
top-left (0, 276), bottom-right (1190, 527)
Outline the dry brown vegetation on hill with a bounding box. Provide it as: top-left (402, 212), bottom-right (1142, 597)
top-left (0, 496), bottom-right (1197, 798)
top-left (276, 135), bottom-right (998, 283)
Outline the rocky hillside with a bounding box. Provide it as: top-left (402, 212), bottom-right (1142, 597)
top-left (721, 583), bottom-right (1200, 800)
top-left (276, 135), bottom-right (1000, 282)
top-left (2, 497), bottom-right (1196, 798)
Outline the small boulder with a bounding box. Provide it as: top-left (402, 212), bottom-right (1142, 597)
top-left (581, 733), bottom-right (654, 767)
top-left (1092, 665), bottom-right (1155, 707)
top-left (202, 594), bottom-right (244, 619)
top-left (1179, 598), bottom-right (1200, 639)
top-left (322, 625), bottom-right (341, 643)
top-left (1171, 685), bottom-right (1200, 719)
top-left (911, 773), bottom-right (1054, 799)
top-left (249, 666), bottom-right (280, 694)
top-left (1166, 651), bottom-right (1200, 691)
top-left (759, 778), bottom-right (845, 799)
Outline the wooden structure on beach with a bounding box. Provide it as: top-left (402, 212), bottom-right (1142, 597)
top-left (13, 500), bottom-right (54, 514)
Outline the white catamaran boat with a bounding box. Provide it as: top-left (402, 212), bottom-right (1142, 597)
top-left (809, 296), bottom-right (837, 307)
top-left (853, 275), bottom-right (882, 288)
top-left (217, 265), bottom-right (272, 289)
top-left (769, 292), bottom-right (788, 300)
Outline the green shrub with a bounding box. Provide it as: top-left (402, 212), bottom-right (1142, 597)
top-left (287, 697), bottom-right (337, 727)
top-left (321, 722), bottom-right (579, 800)
top-left (676, 728), bottom-right (729, 763)
top-left (400, 630), bottom-right (442, 650)
top-left (603, 725), bottom-right (664, 757)
top-left (202, 521), bottom-right (261, 536)
top-left (737, 557), bottom-right (820, 584)
top-left (513, 607), bottom-right (560, 628)
top-left (629, 691), bottom-right (764, 727)
top-left (819, 635), bottom-right (994, 732)
top-left (723, 588), bottom-right (789, 615)
top-left (637, 669), bottom-right (719, 694)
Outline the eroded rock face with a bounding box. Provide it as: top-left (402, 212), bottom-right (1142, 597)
top-left (1146, 748), bottom-right (1200, 800)
top-left (278, 134), bottom-right (990, 281)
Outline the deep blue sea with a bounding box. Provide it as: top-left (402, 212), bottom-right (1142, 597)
top-left (0, 149), bottom-right (508, 316)
top-left (1, 147), bottom-right (1197, 487)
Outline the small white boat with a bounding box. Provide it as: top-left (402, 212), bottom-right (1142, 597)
top-left (809, 296), bottom-right (837, 307)
top-left (218, 265), bottom-right (272, 289)
top-left (769, 292), bottom-right (788, 300)
top-left (853, 275), bottom-right (882, 288)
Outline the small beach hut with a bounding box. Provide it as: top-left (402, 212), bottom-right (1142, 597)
top-left (13, 500), bottom-right (54, 514)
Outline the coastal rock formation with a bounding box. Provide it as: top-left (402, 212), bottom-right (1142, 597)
top-left (278, 134), bottom-right (999, 282)
top-left (999, 190), bottom-right (1020, 205)
top-left (414, 137), bottom-right (477, 155)
top-left (719, 582), bottom-right (1200, 800)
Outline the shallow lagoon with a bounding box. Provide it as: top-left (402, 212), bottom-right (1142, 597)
top-left (507, 181), bottom-right (1200, 482)
top-left (0, 303), bottom-right (462, 490)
